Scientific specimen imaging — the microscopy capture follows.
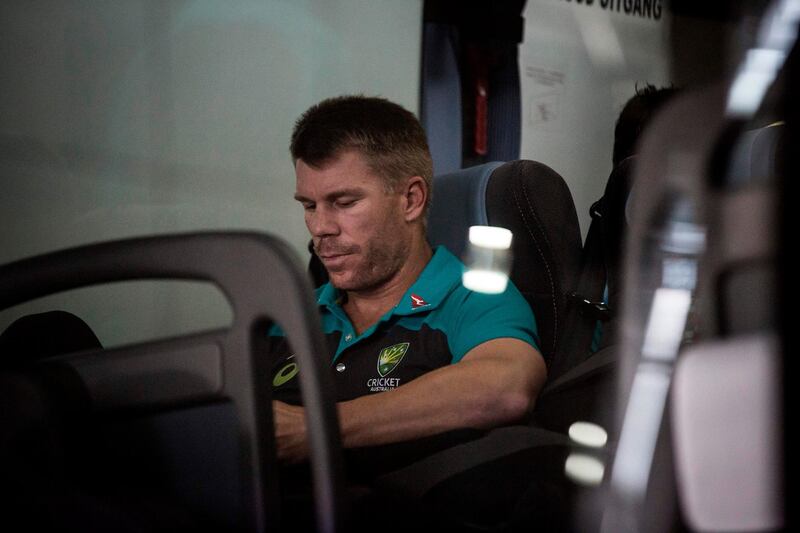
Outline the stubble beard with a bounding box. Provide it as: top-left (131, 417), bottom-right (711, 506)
top-left (328, 226), bottom-right (410, 293)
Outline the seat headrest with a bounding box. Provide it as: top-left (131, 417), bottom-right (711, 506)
top-left (427, 161), bottom-right (504, 259)
top-left (1, 310), bottom-right (102, 366)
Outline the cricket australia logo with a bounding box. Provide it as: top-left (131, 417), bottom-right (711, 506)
top-left (377, 342), bottom-right (409, 377)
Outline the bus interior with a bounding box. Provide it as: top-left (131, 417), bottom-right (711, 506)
top-left (0, 1), bottom-right (794, 531)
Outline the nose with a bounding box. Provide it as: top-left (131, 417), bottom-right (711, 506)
top-left (306, 205), bottom-right (339, 238)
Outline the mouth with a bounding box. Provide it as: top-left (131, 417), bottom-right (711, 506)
top-left (318, 252), bottom-right (352, 270)
top-left (319, 252), bottom-right (348, 260)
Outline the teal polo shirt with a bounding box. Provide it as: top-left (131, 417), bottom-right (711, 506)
top-left (268, 246), bottom-right (539, 404)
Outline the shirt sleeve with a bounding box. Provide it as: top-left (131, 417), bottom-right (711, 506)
top-left (447, 282), bottom-right (540, 362)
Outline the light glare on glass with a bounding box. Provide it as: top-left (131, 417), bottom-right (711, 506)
top-left (462, 225), bottom-right (513, 294)
top-left (468, 225), bottom-right (513, 249)
top-left (569, 421), bottom-right (608, 448)
top-left (462, 269), bottom-right (508, 294)
top-left (565, 453), bottom-right (605, 487)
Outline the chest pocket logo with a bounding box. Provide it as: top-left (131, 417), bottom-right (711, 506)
top-left (377, 342), bottom-right (409, 377)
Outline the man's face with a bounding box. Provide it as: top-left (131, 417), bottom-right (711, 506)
top-left (294, 150), bottom-right (411, 292)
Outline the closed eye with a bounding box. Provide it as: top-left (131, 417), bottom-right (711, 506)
top-left (334, 198), bottom-right (357, 208)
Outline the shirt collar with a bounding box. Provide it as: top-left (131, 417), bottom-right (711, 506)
top-left (316, 245), bottom-right (463, 317)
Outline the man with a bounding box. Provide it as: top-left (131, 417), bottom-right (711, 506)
top-left (613, 83), bottom-right (679, 168)
top-left (270, 95), bottom-right (546, 467)
top-left (588, 83), bottom-right (679, 351)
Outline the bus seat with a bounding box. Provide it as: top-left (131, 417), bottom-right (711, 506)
top-left (355, 161), bottom-right (584, 529)
top-left (551, 155), bottom-right (637, 370)
top-left (302, 160), bottom-right (587, 529)
top-left (700, 122), bottom-right (785, 336)
top-left (0, 310), bottom-right (102, 366)
top-left (0, 232), bottom-right (346, 533)
top-left (523, 156), bottom-right (637, 436)
top-left (530, 116), bottom-right (785, 440)
top-left (427, 160), bottom-right (583, 370)
top-left (593, 74), bottom-right (787, 531)
top-left (669, 121), bottom-right (785, 531)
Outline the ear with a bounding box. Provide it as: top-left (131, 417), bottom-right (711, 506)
top-left (401, 176), bottom-right (428, 223)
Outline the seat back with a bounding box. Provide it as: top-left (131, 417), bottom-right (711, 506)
top-left (427, 160), bottom-right (582, 369)
top-left (0, 232), bottom-right (345, 532)
top-left (701, 122), bottom-right (784, 336)
top-left (0, 310), bottom-right (102, 365)
top-left (597, 85), bottom-right (726, 532)
top-left (599, 78), bottom-right (785, 532)
top-left (670, 121), bottom-right (785, 532)
top-left (531, 156), bottom-right (636, 433)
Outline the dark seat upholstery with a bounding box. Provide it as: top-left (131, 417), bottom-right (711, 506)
top-left (427, 160), bottom-right (582, 369)
top-left (0, 232), bottom-right (345, 532)
top-left (525, 156), bottom-right (635, 439)
top-left (0, 310), bottom-right (102, 366)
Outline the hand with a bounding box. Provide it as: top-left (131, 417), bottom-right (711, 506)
top-left (272, 400), bottom-right (309, 463)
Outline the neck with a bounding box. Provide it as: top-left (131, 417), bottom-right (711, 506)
top-left (343, 238), bottom-right (432, 335)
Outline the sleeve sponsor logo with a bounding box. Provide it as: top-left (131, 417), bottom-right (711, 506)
top-left (273, 354), bottom-right (299, 387)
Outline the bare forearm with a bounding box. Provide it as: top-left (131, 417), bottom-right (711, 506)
top-left (273, 339), bottom-right (546, 462)
top-left (337, 344), bottom-right (544, 449)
